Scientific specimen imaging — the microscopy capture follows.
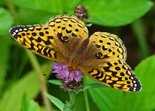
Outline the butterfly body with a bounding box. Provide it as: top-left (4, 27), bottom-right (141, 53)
top-left (10, 15), bottom-right (141, 92)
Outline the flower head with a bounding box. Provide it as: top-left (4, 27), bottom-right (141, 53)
top-left (52, 62), bottom-right (83, 90)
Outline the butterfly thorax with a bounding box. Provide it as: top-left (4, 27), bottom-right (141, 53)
top-left (68, 65), bottom-right (76, 72)
top-left (68, 38), bottom-right (90, 65)
top-left (55, 36), bottom-right (102, 72)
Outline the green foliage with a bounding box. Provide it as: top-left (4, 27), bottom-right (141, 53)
top-left (0, 7), bottom-right (13, 93)
top-left (12, 0), bottom-right (152, 26)
top-left (0, 63), bottom-right (50, 111)
top-left (132, 20), bottom-right (150, 58)
top-left (86, 55), bottom-right (155, 111)
top-left (13, 0), bottom-right (64, 13)
top-left (134, 55), bottom-right (155, 111)
top-left (0, 8), bottom-right (13, 35)
top-left (49, 80), bottom-right (62, 86)
top-left (83, 0), bottom-right (153, 26)
top-left (17, 8), bottom-right (54, 24)
top-left (20, 94), bottom-right (40, 111)
top-left (0, 71), bottom-right (39, 111)
top-left (45, 93), bottom-right (64, 111)
top-left (0, 37), bottom-right (11, 93)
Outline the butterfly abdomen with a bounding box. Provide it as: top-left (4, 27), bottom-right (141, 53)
top-left (76, 38), bottom-right (89, 54)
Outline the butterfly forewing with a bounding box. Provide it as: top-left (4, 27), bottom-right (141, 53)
top-left (9, 15), bottom-right (88, 62)
top-left (47, 15), bottom-right (88, 42)
top-left (9, 24), bottom-right (59, 60)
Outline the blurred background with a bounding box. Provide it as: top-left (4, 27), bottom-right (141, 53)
top-left (0, 0), bottom-right (155, 111)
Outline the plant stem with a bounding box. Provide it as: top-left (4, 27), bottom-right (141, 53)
top-left (132, 20), bottom-right (150, 59)
top-left (5, 0), bottom-right (52, 111)
top-left (83, 76), bottom-right (90, 111)
top-left (26, 50), bottom-right (52, 111)
top-left (5, 0), bottom-right (20, 24)
top-left (69, 92), bottom-right (76, 111)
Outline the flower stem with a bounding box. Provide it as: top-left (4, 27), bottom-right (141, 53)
top-left (83, 76), bottom-right (90, 111)
top-left (132, 20), bottom-right (150, 59)
top-left (68, 92), bottom-right (76, 111)
top-left (5, 0), bottom-right (52, 110)
top-left (26, 50), bottom-right (52, 111)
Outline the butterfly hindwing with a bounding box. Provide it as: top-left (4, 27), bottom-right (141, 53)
top-left (86, 59), bottom-right (141, 92)
top-left (89, 32), bottom-right (127, 60)
top-left (84, 32), bottom-right (141, 92)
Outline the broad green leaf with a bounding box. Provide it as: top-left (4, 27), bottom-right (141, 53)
top-left (12, 0), bottom-right (64, 14)
top-left (61, 0), bottom-right (81, 14)
top-left (134, 55), bottom-right (155, 111)
top-left (12, 0), bottom-right (152, 26)
top-left (0, 63), bottom-right (50, 111)
top-left (20, 94), bottom-right (40, 111)
top-left (82, 0), bottom-right (153, 26)
top-left (0, 8), bottom-right (13, 35)
top-left (0, 36), bottom-right (11, 94)
top-left (45, 93), bottom-right (64, 111)
top-left (17, 8), bottom-right (55, 24)
top-left (86, 55), bottom-right (155, 111)
top-left (13, 0), bottom-right (81, 15)
top-left (0, 0), bottom-right (5, 5)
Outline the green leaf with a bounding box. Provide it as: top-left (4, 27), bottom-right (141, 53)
top-left (12, 0), bottom-right (153, 26)
top-left (61, 0), bottom-right (81, 14)
top-left (20, 94), bottom-right (40, 111)
top-left (49, 80), bottom-right (62, 86)
top-left (134, 55), bottom-right (155, 111)
top-left (0, 0), bottom-right (5, 5)
top-left (77, 83), bottom-right (104, 93)
top-left (0, 36), bottom-right (11, 93)
top-left (82, 0), bottom-right (153, 26)
top-left (0, 63), bottom-right (50, 111)
top-left (17, 8), bottom-right (55, 24)
top-left (45, 93), bottom-right (64, 111)
top-left (13, 0), bottom-right (81, 15)
top-left (63, 102), bottom-right (72, 111)
top-left (0, 8), bottom-right (13, 35)
top-left (12, 0), bottom-right (64, 14)
top-left (86, 55), bottom-right (155, 111)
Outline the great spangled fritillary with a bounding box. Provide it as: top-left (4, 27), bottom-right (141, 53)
top-left (9, 15), bottom-right (141, 92)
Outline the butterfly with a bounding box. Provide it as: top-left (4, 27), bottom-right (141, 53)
top-left (9, 15), bottom-right (141, 92)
